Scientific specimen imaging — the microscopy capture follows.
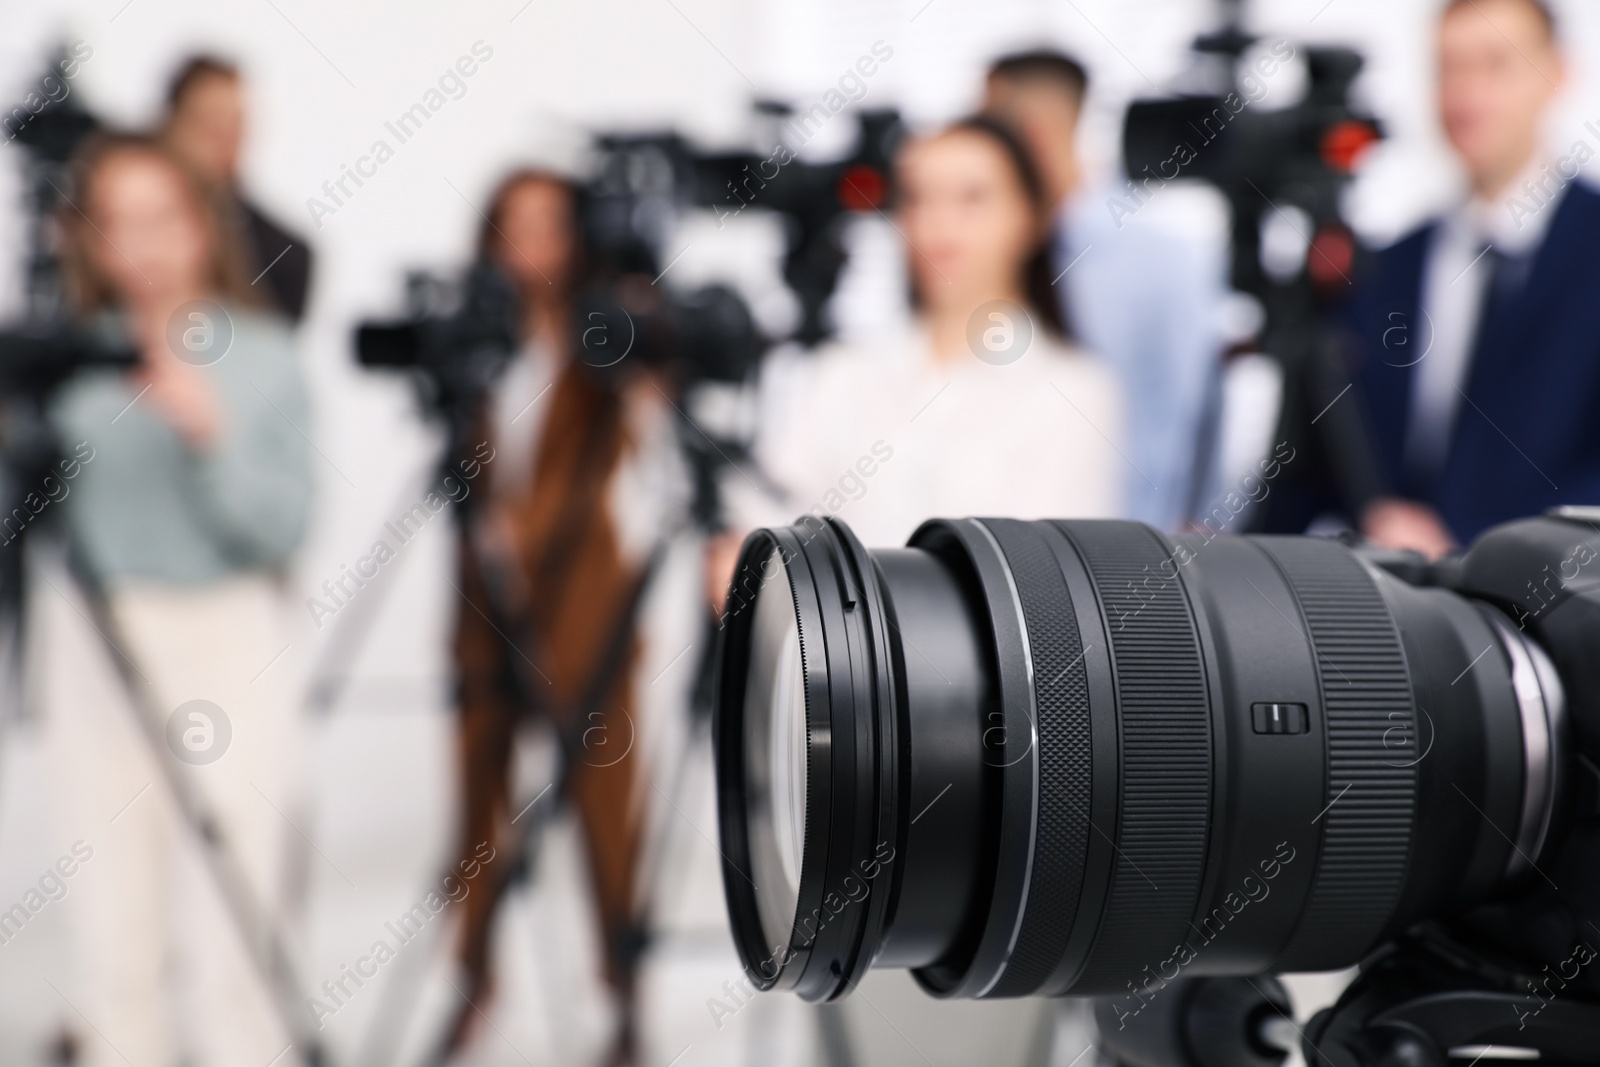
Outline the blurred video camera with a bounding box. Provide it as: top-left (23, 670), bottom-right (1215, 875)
top-left (356, 106), bottom-right (905, 392)
top-left (352, 262), bottom-right (522, 433)
top-left (1122, 31), bottom-right (1379, 307)
top-left (1121, 0), bottom-right (1385, 529)
top-left (0, 47), bottom-right (136, 622)
top-left (355, 107), bottom-right (904, 529)
top-left (576, 107), bottom-right (902, 350)
top-left (0, 44), bottom-right (136, 398)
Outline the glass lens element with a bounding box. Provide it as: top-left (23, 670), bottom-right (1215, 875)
top-left (744, 548), bottom-right (809, 953)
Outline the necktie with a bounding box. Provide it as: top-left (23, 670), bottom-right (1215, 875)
top-left (1425, 243), bottom-right (1530, 488)
top-left (1406, 242), bottom-right (1525, 495)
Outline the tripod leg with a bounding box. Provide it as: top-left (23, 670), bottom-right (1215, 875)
top-left (303, 467), bottom-right (446, 717)
top-left (48, 547), bottom-right (324, 1061)
top-left (814, 1002), bottom-right (860, 1067)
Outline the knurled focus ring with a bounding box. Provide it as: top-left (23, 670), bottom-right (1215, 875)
top-left (982, 519), bottom-right (1093, 996)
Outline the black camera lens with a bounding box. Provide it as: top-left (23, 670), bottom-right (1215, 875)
top-left (713, 517), bottom-right (1567, 1002)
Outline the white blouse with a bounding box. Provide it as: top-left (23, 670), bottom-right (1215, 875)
top-left (488, 343), bottom-right (689, 567)
top-left (732, 325), bottom-right (1126, 550)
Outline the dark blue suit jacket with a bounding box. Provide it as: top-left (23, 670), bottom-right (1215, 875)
top-left (1351, 181), bottom-right (1600, 542)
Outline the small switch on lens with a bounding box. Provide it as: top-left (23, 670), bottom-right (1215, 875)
top-left (1251, 702), bottom-right (1308, 735)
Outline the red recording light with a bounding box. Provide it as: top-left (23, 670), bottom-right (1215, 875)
top-left (1308, 224), bottom-right (1355, 289)
top-left (1321, 120), bottom-right (1379, 174)
top-left (838, 164), bottom-right (887, 211)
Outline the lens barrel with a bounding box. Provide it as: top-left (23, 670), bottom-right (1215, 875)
top-left (714, 517), bottom-right (1567, 1002)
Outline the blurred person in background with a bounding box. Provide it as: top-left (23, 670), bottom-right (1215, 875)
top-left (1351, 0), bottom-right (1600, 555)
top-left (985, 50), bottom-right (1224, 532)
top-left (162, 54), bottom-right (314, 323)
top-left (730, 115), bottom-right (1124, 550)
top-left (40, 132), bottom-right (311, 1066)
top-left (450, 168), bottom-right (681, 1067)
top-left (719, 117), bottom-right (1123, 1062)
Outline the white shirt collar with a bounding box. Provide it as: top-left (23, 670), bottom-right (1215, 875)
top-left (1454, 154), bottom-right (1563, 256)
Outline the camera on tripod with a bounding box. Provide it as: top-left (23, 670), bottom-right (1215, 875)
top-left (0, 49), bottom-right (137, 621)
top-left (1121, 28), bottom-right (1379, 307)
top-left (354, 107), bottom-right (905, 395)
top-left (354, 108), bottom-right (904, 531)
top-left (1120, 0), bottom-right (1387, 530)
top-left (0, 44), bottom-right (132, 392)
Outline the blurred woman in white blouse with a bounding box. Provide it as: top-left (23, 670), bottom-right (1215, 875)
top-left (731, 115), bottom-right (1125, 551)
top-left (719, 114), bottom-right (1125, 1067)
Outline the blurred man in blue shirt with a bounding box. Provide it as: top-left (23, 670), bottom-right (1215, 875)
top-left (987, 50), bottom-right (1225, 531)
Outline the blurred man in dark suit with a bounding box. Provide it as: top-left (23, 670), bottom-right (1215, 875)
top-left (163, 56), bottom-right (313, 322)
top-left (1352, 0), bottom-right (1598, 555)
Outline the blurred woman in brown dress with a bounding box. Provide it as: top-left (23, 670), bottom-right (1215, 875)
top-left (451, 169), bottom-right (675, 1066)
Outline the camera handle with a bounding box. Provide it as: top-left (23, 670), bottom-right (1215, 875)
top-left (1093, 941), bottom-right (1600, 1067)
top-left (1299, 935), bottom-right (1600, 1067)
top-left (1093, 976), bottom-right (1296, 1067)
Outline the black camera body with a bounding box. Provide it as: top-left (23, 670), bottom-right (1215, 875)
top-left (351, 187), bottom-right (768, 536)
top-left (354, 262), bottom-right (522, 433)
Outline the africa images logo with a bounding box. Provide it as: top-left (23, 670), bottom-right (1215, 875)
top-left (165, 700), bottom-right (231, 766)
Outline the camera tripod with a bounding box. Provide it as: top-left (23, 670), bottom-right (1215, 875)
top-left (305, 389), bottom-right (755, 1067)
top-left (1095, 930), bottom-right (1600, 1067)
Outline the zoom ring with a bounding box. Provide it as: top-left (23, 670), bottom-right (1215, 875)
top-left (1057, 522), bottom-right (1212, 994)
top-left (1260, 539), bottom-right (1417, 971)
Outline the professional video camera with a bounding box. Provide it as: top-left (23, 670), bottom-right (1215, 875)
top-left (353, 262), bottom-right (521, 435)
top-left (352, 252), bottom-right (765, 543)
top-left (356, 107), bottom-right (903, 530)
top-left (578, 108), bottom-right (902, 347)
top-left (350, 254), bottom-right (764, 434)
top-left (0, 49), bottom-right (135, 627)
top-left (1, 326), bottom-right (138, 590)
top-left (1121, 0), bottom-right (1385, 530)
top-left (567, 116), bottom-right (902, 528)
top-left (712, 509), bottom-right (1600, 1065)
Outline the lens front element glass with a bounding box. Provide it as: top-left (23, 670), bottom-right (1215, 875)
top-left (743, 547), bottom-right (809, 953)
